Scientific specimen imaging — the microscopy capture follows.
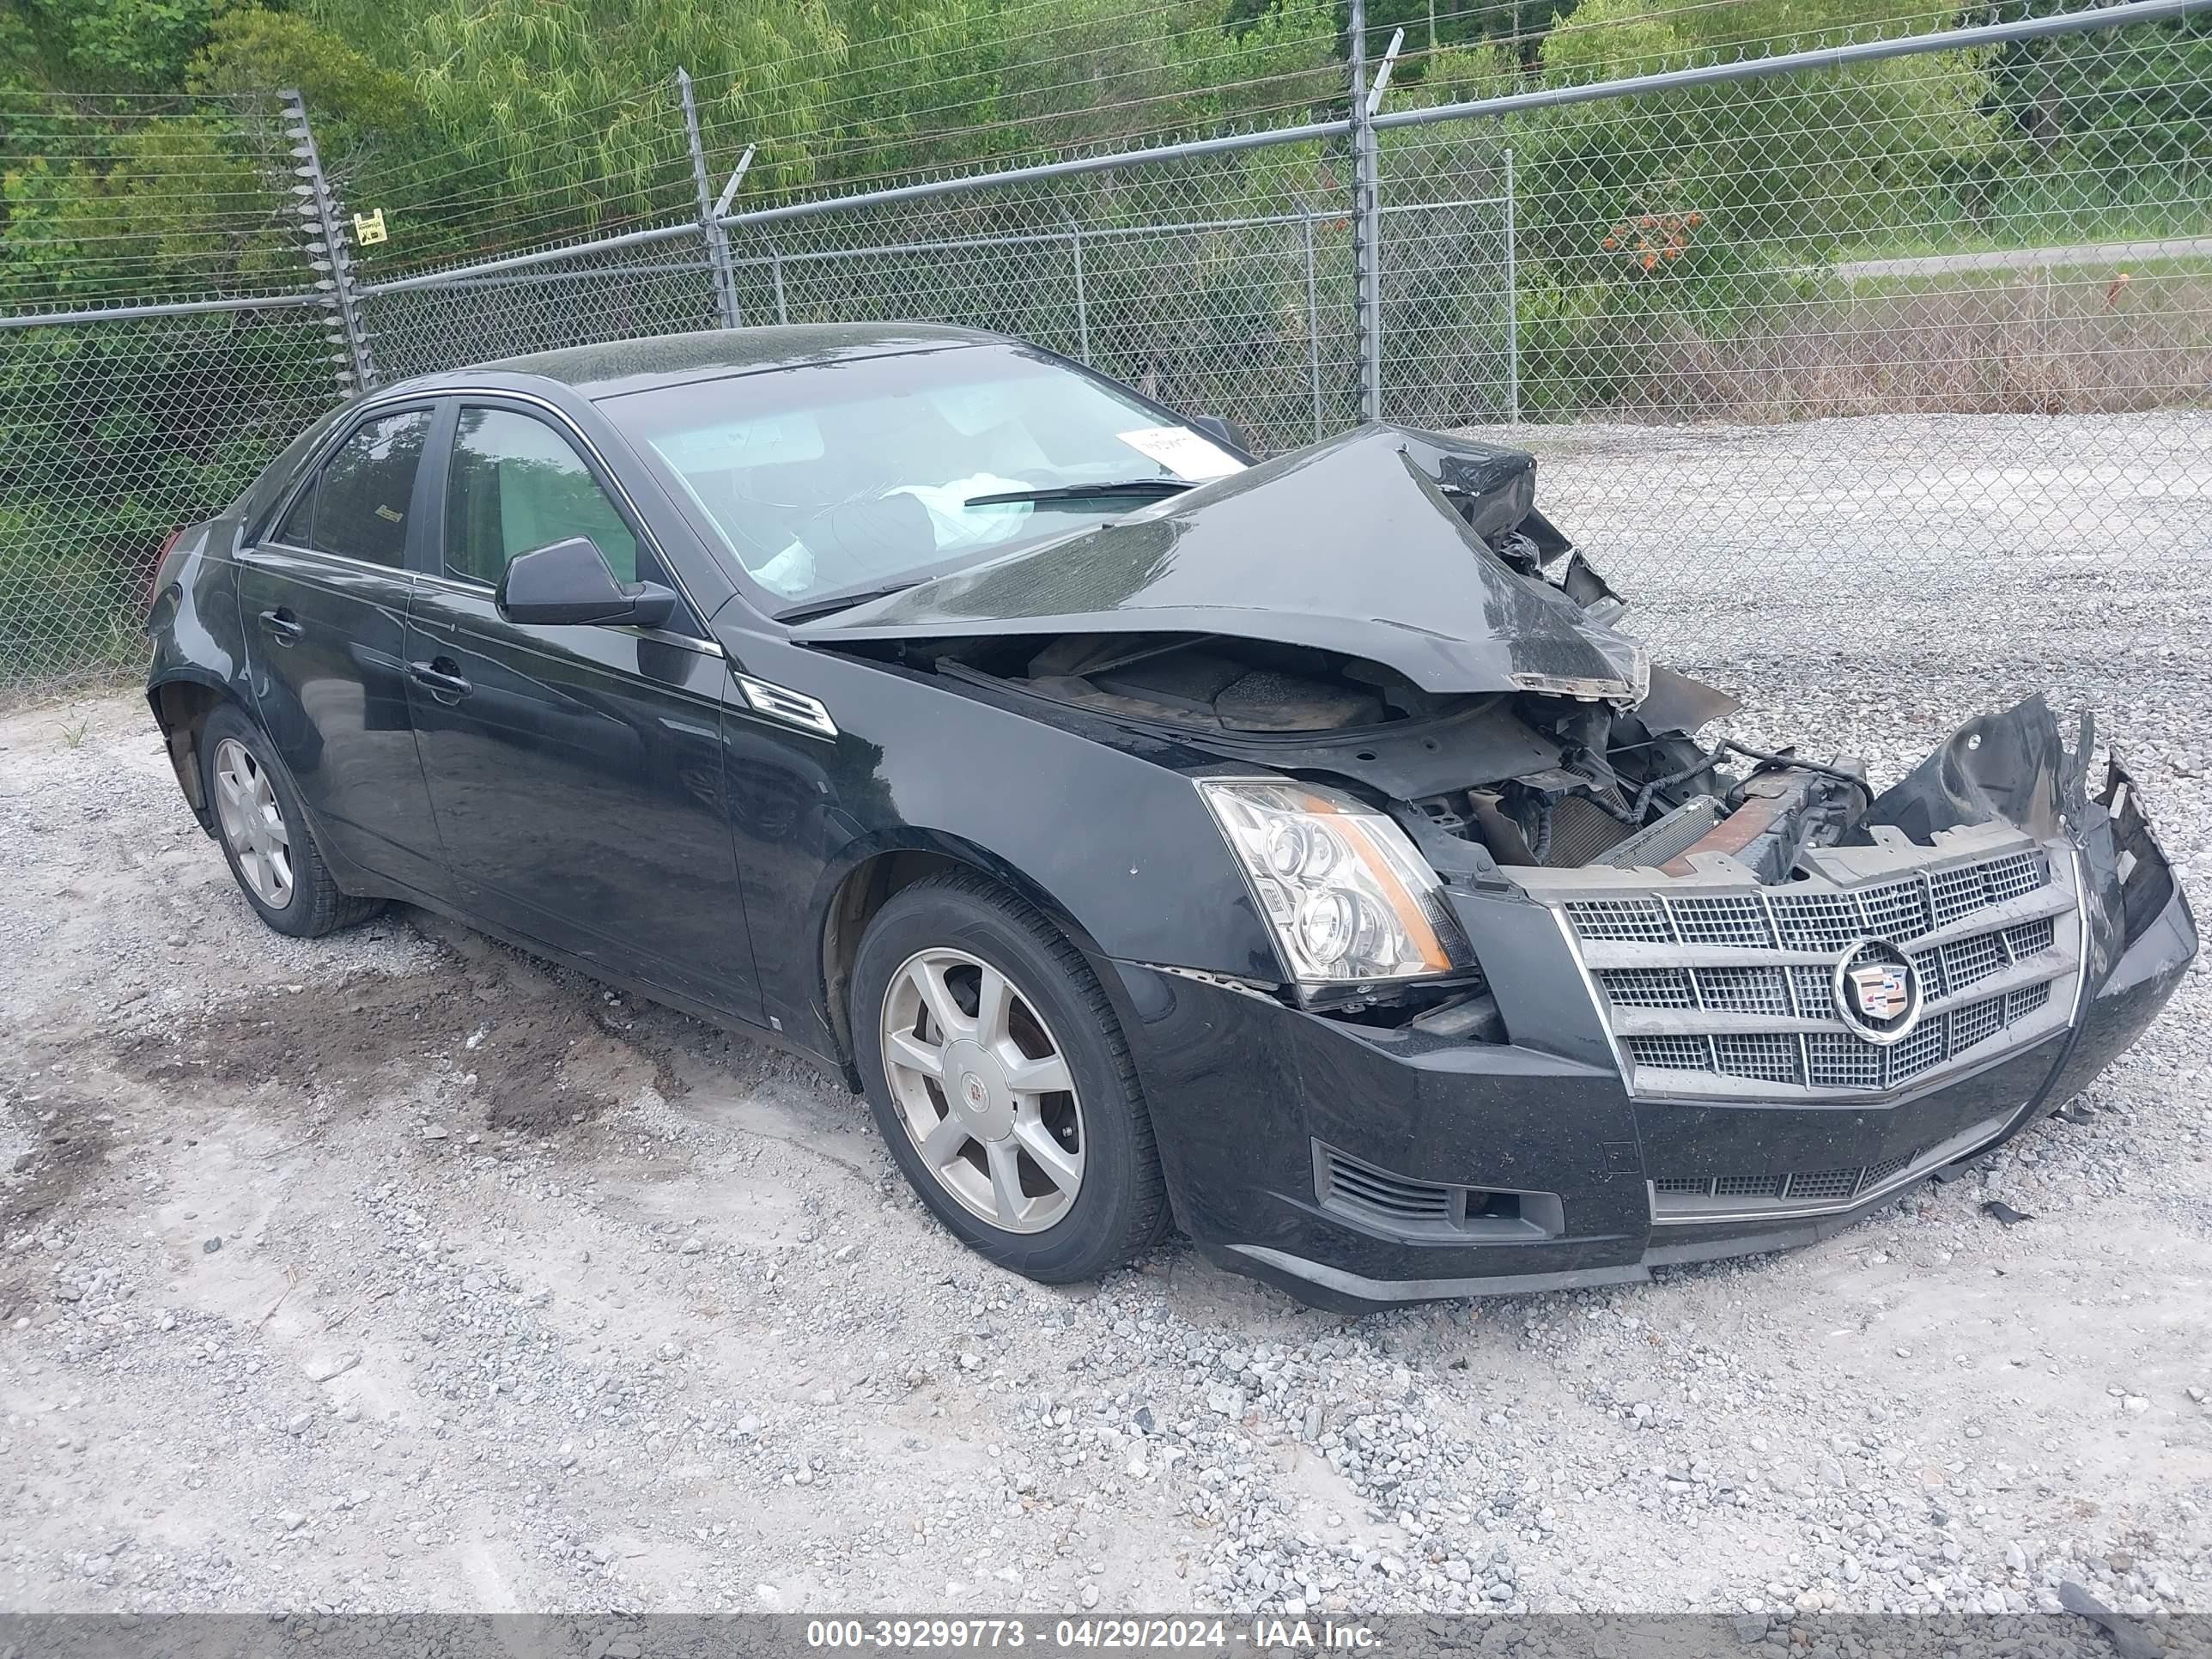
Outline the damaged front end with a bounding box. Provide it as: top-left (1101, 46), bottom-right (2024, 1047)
top-left (799, 422), bottom-right (2194, 1299)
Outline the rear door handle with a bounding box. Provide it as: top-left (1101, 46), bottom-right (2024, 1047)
top-left (408, 659), bottom-right (473, 701)
top-left (258, 608), bottom-right (303, 645)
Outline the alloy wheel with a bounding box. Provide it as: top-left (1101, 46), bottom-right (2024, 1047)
top-left (210, 738), bottom-right (294, 908)
top-left (878, 946), bottom-right (1085, 1233)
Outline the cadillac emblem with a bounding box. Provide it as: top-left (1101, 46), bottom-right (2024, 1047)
top-left (1832, 939), bottom-right (1923, 1045)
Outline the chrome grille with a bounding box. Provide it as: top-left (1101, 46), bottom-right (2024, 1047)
top-left (1941, 931), bottom-right (2007, 994)
top-left (1857, 878), bottom-right (1932, 940)
top-left (1805, 1030), bottom-right (1885, 1088)
top-left (1603, 967), bottom-right (1696, 1008)
top-left (1696, 966), bottom-right (1792, 1017)
top-left (1633, 993), bottom-right (2030, 1091)
top-left (1672, 896), bottom-right (1775, 949)
top-left (1929, 851), bottom-right (2049, 927)
top-left (1627, 1035), bottom-right (1714, 1072)
top-left (1568, 897), bottom-right (1673, 942)
top-left (1787, 966), bottom-right (1838, 1020)
top-left (1951, 994), bottom-right (2006, 1053)
top-left (1576, 843), bottom-right (2073, 1097)
top-left (1771, 890), bottom-right (1863, 951)
top-left (1712, 1032), bottom-right (1802, 1083)
top-left (1910, 945), bottom-right (1948, 1000)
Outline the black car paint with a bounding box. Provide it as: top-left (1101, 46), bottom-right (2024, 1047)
top-left (145, 324), bottom-right (2197, 1313)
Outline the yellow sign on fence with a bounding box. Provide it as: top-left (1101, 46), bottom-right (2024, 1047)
top-left (352, 209), bottom-right (387, 246)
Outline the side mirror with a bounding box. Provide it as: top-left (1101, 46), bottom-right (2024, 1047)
top-left (495, 537), bottom-right (678, 629)
top-left (1189, 415), bottom-right (1251, 456)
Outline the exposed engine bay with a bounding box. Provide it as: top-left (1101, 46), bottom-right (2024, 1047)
top-left (823, 426), bottom-right (1882, 890)
top-left (907, 627), bottom-right (1878, 885)
top-left (803, 422), bottom-right (2108, 1022)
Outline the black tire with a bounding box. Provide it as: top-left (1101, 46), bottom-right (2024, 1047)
top-left (852, 871), bottom-right (1170, 1284)
top-left (198, 702), bottom-right (384, 939)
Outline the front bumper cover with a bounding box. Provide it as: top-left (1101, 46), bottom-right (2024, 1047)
top-left (1109, 738), bottom-right (2194, 1315)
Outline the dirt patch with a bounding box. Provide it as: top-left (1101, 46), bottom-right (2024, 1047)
top-left (0, 1085), bottom-right (113, 1236)
top-left (106, 951), bottom-right (678, 1139)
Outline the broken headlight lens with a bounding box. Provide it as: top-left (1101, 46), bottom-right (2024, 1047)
top-left (1197, 778), bottom-right (1474, 986)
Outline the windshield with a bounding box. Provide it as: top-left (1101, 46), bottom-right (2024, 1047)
top-left (599, 343), bottom-right (1244, 612)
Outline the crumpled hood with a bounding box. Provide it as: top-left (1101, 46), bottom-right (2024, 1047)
top-left (792, 423), bottom-right (1649, 700)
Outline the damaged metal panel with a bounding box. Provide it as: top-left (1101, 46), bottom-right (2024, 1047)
top-left (793, 424), bottom-right (1650, 702)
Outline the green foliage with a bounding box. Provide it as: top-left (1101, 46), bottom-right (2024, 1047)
top-left (9, 0), bottom-right (238, 93)
top-left (186, 9), bottom-right (418, 125)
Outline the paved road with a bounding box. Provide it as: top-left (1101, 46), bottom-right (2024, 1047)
top-left (1835, 234), bottom-right (2212, 280)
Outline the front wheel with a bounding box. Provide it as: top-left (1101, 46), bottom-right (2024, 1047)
top-left (852, 872), bottom-right (1170, 1284)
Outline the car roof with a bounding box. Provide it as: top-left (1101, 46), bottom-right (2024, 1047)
top-left (389, 323), bottom-right (1006, 402)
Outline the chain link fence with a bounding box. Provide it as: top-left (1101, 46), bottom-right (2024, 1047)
top-left (4, 1), bottom-right (2208, 697)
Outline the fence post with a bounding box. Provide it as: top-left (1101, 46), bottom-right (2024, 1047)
top-left (281, 90), bottom-right (376, 396)
top-left (678, 70), bottom-right (743, 330)
top-left (1069, 223), bottom-right (1091, 364)
top-left (1302, 214), bottom-right (1323, 441)
top-left (1504, 147), bottom-right (1519, 424)
top-left (1349, 0), bottom-right (1383, 424)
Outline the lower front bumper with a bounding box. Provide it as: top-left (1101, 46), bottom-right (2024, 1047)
top-left (1107, 805), bottom-right (2194, 1316)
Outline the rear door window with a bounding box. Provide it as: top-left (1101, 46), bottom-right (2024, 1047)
top-left (300, 410), bottom-right (431, 568)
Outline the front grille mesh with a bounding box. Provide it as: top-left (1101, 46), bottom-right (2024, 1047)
top-left (1568, 850), bottom-right (2051, 950)
top-left (1656, 1142), bottom-right (1933, 1212)
top-left (1628, 990), bottom-right (2033, 1091)
top-left (1698, 966), bottom-right (1792, 1017)
top-left (1582, 845), bottom-right (2072, 1097)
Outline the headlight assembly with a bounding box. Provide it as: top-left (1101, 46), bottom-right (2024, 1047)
top-left (1197, 777), bottom-right (1475, 990)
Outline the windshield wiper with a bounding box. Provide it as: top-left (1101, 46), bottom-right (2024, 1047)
top-left (775, 580), bottom-right (922, 624)
top-left (963, 477), bottom-right (1196, 507)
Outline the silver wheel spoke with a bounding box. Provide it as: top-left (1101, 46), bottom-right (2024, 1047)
top-left (917, 1112), bottom-right (969, 1168)
top-left (973, 966), bottom-right (1012, 1048)
top-left (1012, 1117), bottom-right (1082, 1194)
top-left (884, 1028), bottom-right (945, 1079)
top-left (985, 1139), bottom-right (1029, 1227)
top-left (1003, 1050), bottom-right (1074, 1097)
top-left (216, 767), bottom-right (251, 817)
top-left (908, 959), bottom-right (973, 1043)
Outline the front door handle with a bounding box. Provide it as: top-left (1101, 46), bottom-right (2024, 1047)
top-left (258, 608), bottom-right (303, 645)
top-left (408, 659), bottom-right (473, 702)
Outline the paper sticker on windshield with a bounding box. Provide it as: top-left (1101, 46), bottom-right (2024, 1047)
top-left (1116, 425), bottom-right (1242, 481)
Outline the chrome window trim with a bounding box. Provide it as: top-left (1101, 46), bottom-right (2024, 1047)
top-left (355, 384), bottom-right (717, 635)
top-left (238, 542), bottom-right (415, 583)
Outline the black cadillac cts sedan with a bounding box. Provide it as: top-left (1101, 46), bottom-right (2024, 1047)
top-left (146, 324), bottom-right (2195, 1312)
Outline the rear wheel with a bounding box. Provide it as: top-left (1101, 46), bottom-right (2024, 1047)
top-left (852, 872), bottom-right (1169, 1283)
top-left (199, 703), bottom-right (383, 939)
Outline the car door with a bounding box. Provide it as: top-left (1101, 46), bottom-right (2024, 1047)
top-left (403, 398), bottom-right (761, 1022)
top-left (236, 403), bottom-right (448, 898)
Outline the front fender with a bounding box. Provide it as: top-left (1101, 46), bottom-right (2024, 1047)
top-left (719, 634), bottom-right (1285, 1059)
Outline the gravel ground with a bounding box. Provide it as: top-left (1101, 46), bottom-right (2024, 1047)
top-left (3, 414), bottom-right (2209, 1627)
